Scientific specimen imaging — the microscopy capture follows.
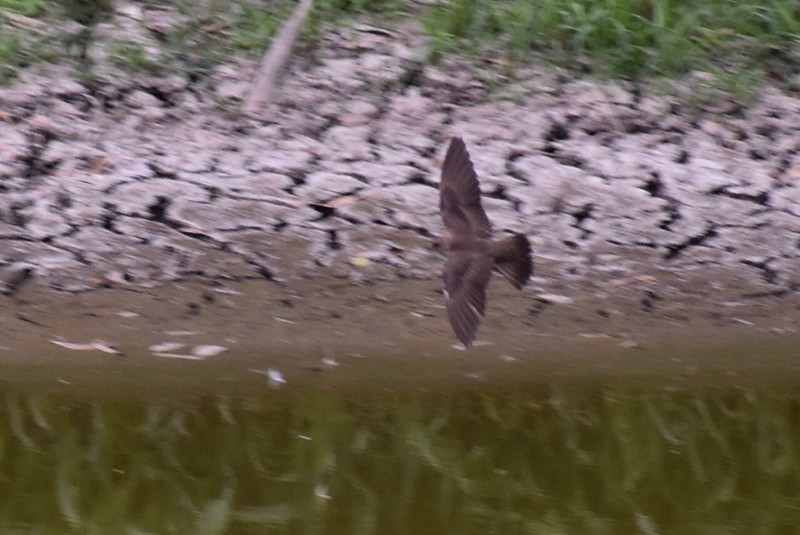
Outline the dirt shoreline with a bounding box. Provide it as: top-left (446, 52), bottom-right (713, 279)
top-left (1, 15), bottom-right (799, 375)
top-left (2, 272), bottom-right (799, 396)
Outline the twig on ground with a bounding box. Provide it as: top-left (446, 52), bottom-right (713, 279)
top-left (242, 0), bottom-right (314, 115)
top-left (1, 9), bottom-right (49, 33)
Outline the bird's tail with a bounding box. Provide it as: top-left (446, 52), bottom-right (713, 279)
top-left (492, 234), bottom-right (533, 290)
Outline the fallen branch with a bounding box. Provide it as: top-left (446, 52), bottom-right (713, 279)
top-left (1, 9), bottom-right (49, 33)
top-left (242, 0), bottom-right (314, 115)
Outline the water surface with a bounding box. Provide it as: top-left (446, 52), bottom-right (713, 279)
top-left (2, 350), bottom-right (800, 534)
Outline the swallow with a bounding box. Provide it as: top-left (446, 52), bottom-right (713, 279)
top-left (434, 137), bottom-right (533, 347)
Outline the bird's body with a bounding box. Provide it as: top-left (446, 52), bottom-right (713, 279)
top-left (436, 137), bottom-right (533, 347)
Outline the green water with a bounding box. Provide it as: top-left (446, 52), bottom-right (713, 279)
top-left (2, 381), bottom-right (799, 534)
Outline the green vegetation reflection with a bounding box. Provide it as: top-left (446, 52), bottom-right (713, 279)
top-left (1, 386), bottom-right (799, 533)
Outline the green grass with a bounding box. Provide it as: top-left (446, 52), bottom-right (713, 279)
top-left (314, 0), bottom-right (406, 12)
top-left (229, 0), bottom-right (294, 52)
top-left (0, 33), bottom-right (21, 85)
top-left (0, 5), bottom-right (53, 85)
top-left (0, 0), bottom-right (45, 16)
top-left (423, 0), bottom-right (800, 82)
top-left (108, 40), bottom-right (168, 74)
top-left (1, 0), bottom-right (799, 95)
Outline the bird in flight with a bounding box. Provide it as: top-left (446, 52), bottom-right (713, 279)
top-left (434, 137), bottom-right (533, 347)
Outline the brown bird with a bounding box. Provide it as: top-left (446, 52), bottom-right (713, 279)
top-left (434, 137), bottom-right (533, 347)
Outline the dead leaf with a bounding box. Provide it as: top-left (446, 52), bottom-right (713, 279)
top-left (353, 23), bottom-right (394, 37)
top-left (192, 345), bottom-right (228, 358)
top-left (149, 342), bottom-right (185, 353)
top-left (178, 225), bottom-right (212, 238)
top-left (537, 293), bottom-right (573, 305)
top-left (105, 271), bottom-right (127, 284)
top-left (267, 368), bottom-right (286, 388)
top-left (252, 368), bottom-right (287, 387)
top-left (610, 275), bottom-right (656, 286)
top-left (164, 330), bottom-right (199, 336)
top-left (50, 338), bottom-right (122, 355)
top-left (320, 357), bottom-right (338, 369)
top-left (324, 194), bottom-right (360, 209)
top-left (153, 352), bottom-right (206, 360)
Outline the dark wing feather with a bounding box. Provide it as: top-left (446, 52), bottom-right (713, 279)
top-left (443, 252), bottom-right (493, 347)
top-left (440, 186), bottom-right (471, 236)
top-left (440, 137), bottom-right (492, 238)
top-left (492, 234), bottom-right (533, 290)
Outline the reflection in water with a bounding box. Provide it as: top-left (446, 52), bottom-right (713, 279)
top-left (1, 386), bottom-right (799, 533)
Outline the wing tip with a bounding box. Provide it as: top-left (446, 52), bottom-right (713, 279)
top-left (444, 136), bottom-right (467, 166)
top-left (456, 329), bottom-right (475, 348)
top-left (446, 295), bottom-right (480, 348)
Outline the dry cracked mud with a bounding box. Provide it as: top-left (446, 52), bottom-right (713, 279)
top-left (1, 10), bottom-right (800, 373)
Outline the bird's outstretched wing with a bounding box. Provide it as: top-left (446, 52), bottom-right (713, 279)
top-left (440, 137), bottom-right (492, 238)
top-left (443, 252), bottom-right (493, 347)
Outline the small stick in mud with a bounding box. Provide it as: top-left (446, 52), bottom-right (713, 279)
top-left (243, 0), bottom-right (314, 114)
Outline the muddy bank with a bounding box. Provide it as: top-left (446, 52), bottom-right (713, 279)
top-left (1, 13), bottom-right (799, 359)
top-left (1, 276), bottom-right (800, 397)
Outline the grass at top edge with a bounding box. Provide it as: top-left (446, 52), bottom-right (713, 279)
top-left (1, 0), bottom-right (799, 98)
top-left (420, 0), bottom-right (800, 84)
